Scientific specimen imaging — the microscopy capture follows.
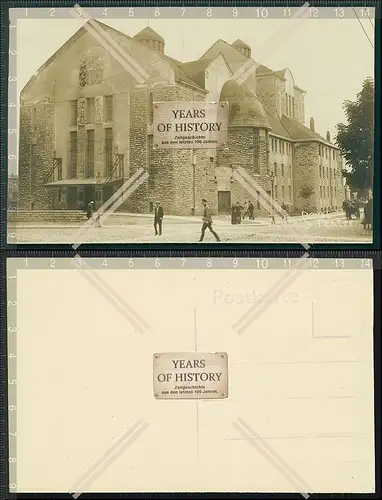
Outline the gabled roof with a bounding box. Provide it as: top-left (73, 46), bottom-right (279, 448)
top-left (198, 39), bottom-right (251, 74)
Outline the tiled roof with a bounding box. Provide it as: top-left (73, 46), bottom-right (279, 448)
top-left (265, 111), bottom-right (292, 139)
top-left (281, 115), bottom-right (331, 143)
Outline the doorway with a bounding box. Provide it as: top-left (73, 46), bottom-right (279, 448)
top-left (218, 191), bottom-right (231, 214)
top-left (84, 186), bottom-right (95, 209)
top-left (67, 187), bottom-right (77, 210)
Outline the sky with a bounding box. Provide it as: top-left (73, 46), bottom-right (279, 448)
top-left (15, 13), bottom-right (374, 157)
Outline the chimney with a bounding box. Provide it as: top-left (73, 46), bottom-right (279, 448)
top-left (309, 117), bottom-right (315, 132)
top-left (326, 130), bottom-right (331, 142)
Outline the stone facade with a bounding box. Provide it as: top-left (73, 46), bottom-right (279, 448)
top-left (18, 20), bottom-right (345, 216)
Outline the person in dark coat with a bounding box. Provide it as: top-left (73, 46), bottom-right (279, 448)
top-left (235, 202), bottom-right (243, 224)
top-left (154, 202), bottom-right (164, 236)
top-left (86, 200), bottom-right (95, 220)
top-left (248, 201), bottom-right (254, 220)
top-left (231, 204), bottom-right (237, 225)
top-left (363, 199), bottom-right (373, 229)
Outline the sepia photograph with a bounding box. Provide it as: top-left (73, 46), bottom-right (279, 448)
top-left (7, 6), bottom-right (376, 244)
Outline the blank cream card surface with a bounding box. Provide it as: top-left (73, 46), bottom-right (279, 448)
top-left (13, 265), bottom-right (375, 493)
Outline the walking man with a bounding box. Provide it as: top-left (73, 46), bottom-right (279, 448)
top-left (199, 199), bottom-right (220, 242)
top-left (154, 202), bottom-right (164, 236)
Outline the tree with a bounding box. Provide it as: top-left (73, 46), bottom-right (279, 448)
top-left (299, 185), bottom-right (314, 200)
top-left (335, 77), bottom-right (374, 195)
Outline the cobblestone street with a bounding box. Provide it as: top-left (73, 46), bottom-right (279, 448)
top-left (9, 211), bottom-right (372, 244)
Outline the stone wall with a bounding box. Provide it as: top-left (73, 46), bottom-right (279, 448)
top-left (8, 210), bottom-right (84, 223)
top-left (293, 142), bottom-right (319, 212)
top-left (18, 100), bottom-right (55, 210)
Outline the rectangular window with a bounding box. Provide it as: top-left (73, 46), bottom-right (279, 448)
top-left (286, 94), bottom-right (289, 115)
top-left (320, 186), bottom-right (322, 197)
top-left (271, 138), bottom-right (274, 151)
top-left (69, 131), bottom-right (77, 178)
top-left (56, 158), bottom-right (62, 180)
top-left (105, 128), bottom-right (113, 175)
top-left (70, 100), bottom-right (77, 126)
top-left (105, 95), bottom-right (113, 122)
top-left (273, 162), bottom-right (277, 176)
top-left (31, 144), bottom-right (37, 190)
top-left (291, 97), bottom-right (295, 118)
top-left (275, 140), bottom-right (278, 153)
top-left (85, 129), bottom-right (95, 178)
top-left (282, 186), bottom-right (285, 198)
top-left (325, 147), bottom-right (328, 158)
top-left (281, 164), bottom-right (284, 177)
top-left (86, 98), bottom-right (95, 124)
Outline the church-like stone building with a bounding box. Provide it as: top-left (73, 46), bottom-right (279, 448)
top-left (18, 21), bottom-right (344, 215)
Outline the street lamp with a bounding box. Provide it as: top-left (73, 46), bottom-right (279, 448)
top-left (267, 171), bottom-right (276, 223)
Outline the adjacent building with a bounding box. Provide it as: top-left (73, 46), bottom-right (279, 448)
top-left (18, 21), bottom-right (345, 215)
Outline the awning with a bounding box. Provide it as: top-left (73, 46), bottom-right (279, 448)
top-left (45, 178), bottom-right (121, 186)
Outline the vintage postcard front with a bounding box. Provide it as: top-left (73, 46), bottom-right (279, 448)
top-left (7, 6), bottom-right (375, 244)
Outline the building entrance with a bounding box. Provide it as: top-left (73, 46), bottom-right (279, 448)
top-left (218, 191), bottom-right (231, 214)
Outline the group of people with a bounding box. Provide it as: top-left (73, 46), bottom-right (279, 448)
top-left (342, 198), bottom-right (373, 229)
top-left (231, 201), bottom-right (255, 225)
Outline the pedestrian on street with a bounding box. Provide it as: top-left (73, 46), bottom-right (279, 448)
top-left (235, 202), bottom-right (243, 224)
top-left (242, 201), bottom-right (248, 219)
top-left (281, 201), bottom-right (288, 223)
top-left (199, 199), bottom-right (221, 242)
top-left (248, 201), bottom-right (254, 220)
top-left (154, 202), bottom-right (164, 236)
top-left (86, 200), bottom-right (95, 220)
top-left (231, 204), bottom-right (237, 225)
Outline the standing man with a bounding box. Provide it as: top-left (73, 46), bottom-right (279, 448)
top-left (154, 202), bottom-right (164, 236)
top-left (199, 199), bottom-right (221, 242)
top-left (248, 201), bottom-right (254, 220)
top-left (235, 202), bottom-right (243, 224)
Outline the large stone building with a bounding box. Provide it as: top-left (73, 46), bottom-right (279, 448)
top-left (18, 21), bottom-right (344, 215)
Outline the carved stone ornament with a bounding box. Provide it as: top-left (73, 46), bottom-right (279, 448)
top-left (77, 97), bottom-right (86, 126)
top-left (95, 96), bottom-right (104, 124)
top-left (79, 51), bottom-right (104, 87)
